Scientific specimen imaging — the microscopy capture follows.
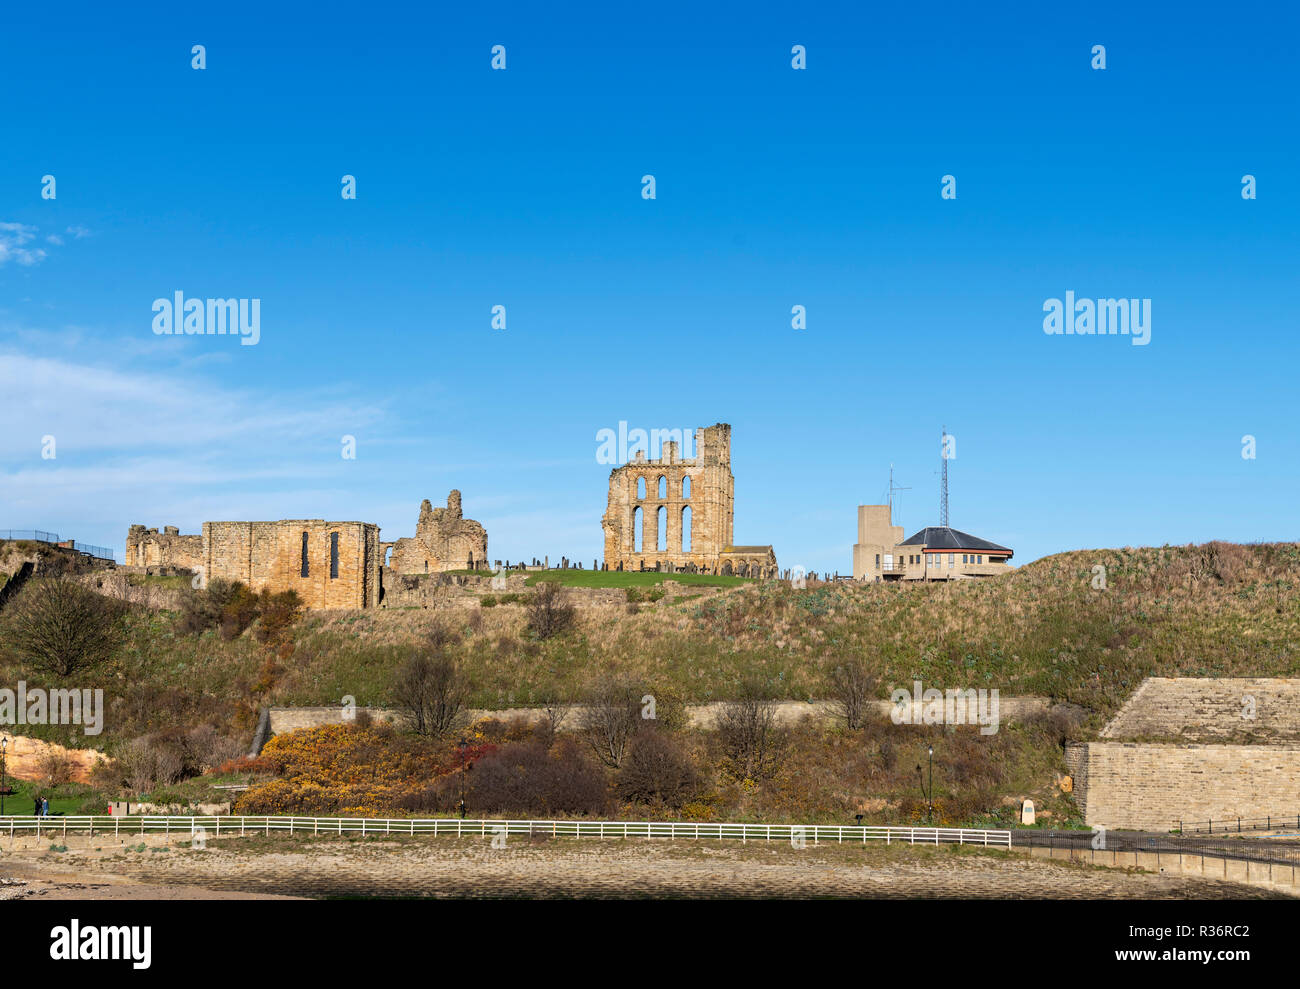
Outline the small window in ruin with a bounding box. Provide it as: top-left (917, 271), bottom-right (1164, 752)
top-left (656, 505), bottom-right (667, 551)
top-left (636, 476), bottom-right (646, 499)
top-left (633, 506), bottom-right (643, 552)
top-left (682, 476), bottom-right (691, 499)
top-left (682, 505), bottom-right (692, 552)
top-left (330, 532), bottom-right (339, 578)
top-left (301, 532), bottom-right (309, 577)
top-left (657, 475), bottom-right (667, 499)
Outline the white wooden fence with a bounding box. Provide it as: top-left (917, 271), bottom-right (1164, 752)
top-left (0, 815), bottom-right (1011, 847)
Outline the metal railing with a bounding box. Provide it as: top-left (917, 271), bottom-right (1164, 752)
top-left (70, 540), bottom-right (115, 561)
top-left (1173, 814), bottom-right (1300, 835)
top-left (0, 531), bottom-right (115, 562)
top-left (0, 814), bottom-right (1011, 847)
top-left (0, 530), bottom-right (59, 544)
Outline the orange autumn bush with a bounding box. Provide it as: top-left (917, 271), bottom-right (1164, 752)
top-left (233, 722), bottom-right (494, 817)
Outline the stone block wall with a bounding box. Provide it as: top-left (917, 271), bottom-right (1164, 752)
top-left (387, 491), bottom-right (488, 573)
top-left (202, 520), bottom-right (380, 609)
top-left (1100, 677), bottom-right (1300, 742)
top-left (1066, 741), bottom-right (1300, 830)
top-left (125, 524), bottom-right (203, 571)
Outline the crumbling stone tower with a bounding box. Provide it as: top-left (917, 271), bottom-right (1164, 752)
top-left (387, 490), bottom-right (488, 573)
top-left (601, 423), bottom-right (776, 576)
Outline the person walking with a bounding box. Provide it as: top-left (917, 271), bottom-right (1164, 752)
top-left (34, 796), bottom-right (41, 816)
top-left (41, 797), bottom-right (49, 817)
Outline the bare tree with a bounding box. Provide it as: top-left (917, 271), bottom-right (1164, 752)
top-left (536, 688), bottom-right (574, 733)
top-left (526, 581), bottom-right (576, 640)
top-left (391, 652), bottom-right (471, 737)
top-left (579, 676), bottom-right (643, 767)
top-left (716, 678), bottom-right (783, 780)
top-left (827, 658), bottom-right (878, 730)
top-left (1, 576), bottom-right (127, 677)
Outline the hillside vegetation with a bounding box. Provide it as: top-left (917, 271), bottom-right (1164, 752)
top-left (3, 540), bottom-right (1294, 826)
top-left (5, 540), bottom-right (1295, 753)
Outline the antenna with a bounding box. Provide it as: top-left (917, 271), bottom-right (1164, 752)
top-left (887, 463), bottom-right (910, 520)
top-left (939, 426), bottom-right (950, 528)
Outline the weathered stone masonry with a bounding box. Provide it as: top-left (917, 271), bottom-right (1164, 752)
top-left (128, 491), bottom-right (487, 609)
top-left (125, 525), bottom-right (203, 571)
top-left (600, 423), bottom-right (776, 577)
top-left (387, 490), bottom-right (487, 573)
top-left (1067, 678), bottom-right (1300, 830)
top-left (203, 520), bottom-right (381, 610)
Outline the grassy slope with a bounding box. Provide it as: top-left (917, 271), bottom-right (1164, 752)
top-left (5, 541), bottom-right (1297, 755)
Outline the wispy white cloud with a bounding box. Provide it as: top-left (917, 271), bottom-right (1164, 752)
top-left (0, 352), bottom-right (385, 458)
top-left (0, 222), bottom-right (47, 266)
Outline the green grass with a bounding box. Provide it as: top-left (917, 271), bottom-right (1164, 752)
top-left (125, 574), bottom-right (192, 589)
top-left (0, 778), bottom-right (89, 816)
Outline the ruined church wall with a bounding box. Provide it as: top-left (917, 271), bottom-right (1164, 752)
top-left (602, 424), bottom-right (740, 571)
top-left (125, 526), bottom-right (204, 571)
top-left (203, 520), bottom-right (379, 609)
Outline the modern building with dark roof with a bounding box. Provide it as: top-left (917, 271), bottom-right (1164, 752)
top-left (852, 506), bottom-right (1013, 582)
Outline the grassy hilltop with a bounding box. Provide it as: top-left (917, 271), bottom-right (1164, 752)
top-left (4, 540), bottom-right (1296, 826)
top-left (12, 540), bottom-right (1289, 749)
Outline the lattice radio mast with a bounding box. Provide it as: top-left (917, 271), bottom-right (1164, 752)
top-left (939, 425), bottom-right (950, 528)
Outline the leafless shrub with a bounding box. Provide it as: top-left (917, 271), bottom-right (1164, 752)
top-left (526, 581), bottom-right (576, 640)
top-left (535, 688), bottom-right (574, 733)
top-left (579, 675), bottom-right (643, 768)
top-left (425, 620), bottom-right (461, 651)
top-left (826, 658), bottom-right (878, 730)
top-left (615, 727), bottom-right (699, 807)
top-left (184, 724), bottom-right (245, 772)
top-left (716, 678), bottom-right (784, 780)
top-left (119, 734), bottom-right (185, 793)
top-left (1, 576), bottom-right (127, 677)
top-left (391, 652), bottom-right (471, 737)
top-left (469, 737), bottom-right (610, 816)
top-left (37, 750), bottom-right (76, 787)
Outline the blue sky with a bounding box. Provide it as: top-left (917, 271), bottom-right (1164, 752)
top-left (2, 1), bottom-right (1297, 572)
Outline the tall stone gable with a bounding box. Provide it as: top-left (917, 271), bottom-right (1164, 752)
top-left (601, 423), bottom-right (776, 576)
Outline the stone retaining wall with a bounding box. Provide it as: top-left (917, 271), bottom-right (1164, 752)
top-left (1065, 741), bottom-right (1300, 830)
top-left (1101, 677), bottom-right (1300, 742)
top-left (267, 696), bottom-right (1051, 739)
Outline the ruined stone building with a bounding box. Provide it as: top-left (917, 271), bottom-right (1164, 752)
top-left (126, 491), bottom-right (487, 609)
top-left (199, 520), bottom-right (382, 609)
top-left (126, 525), bottom-right (204, 571)
top-left (385, 490), bottom-right (487, 573)
top-left (601, 423), bottom-right (777, 577)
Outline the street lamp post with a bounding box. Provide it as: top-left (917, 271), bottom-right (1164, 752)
top-left (927, 745), bottom-right (934, 822)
